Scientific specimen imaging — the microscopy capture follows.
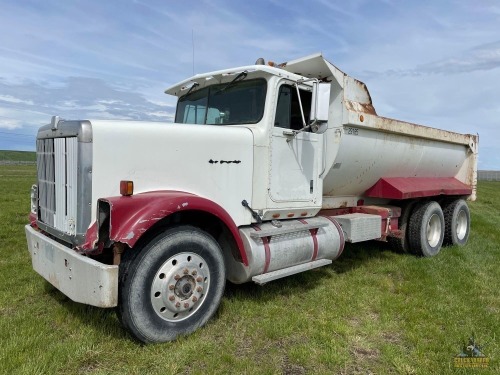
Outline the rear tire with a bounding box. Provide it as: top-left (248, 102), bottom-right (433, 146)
top-left (388, 201), bottom-right (416, 253)
top-left (442, 199), bottom-right (470, 246)
top-left (118, 226), bottom-right (226, 343)
top-left (408, 201), bottom-right (444, 257)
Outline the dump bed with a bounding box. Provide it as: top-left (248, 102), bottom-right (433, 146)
top-left (281, 54), bottom-right (478, 204)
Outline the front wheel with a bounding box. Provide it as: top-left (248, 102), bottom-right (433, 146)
top-left (118, 226), bottom-right (226, 343)
top-left (408, 201), bottom-right (445, 257)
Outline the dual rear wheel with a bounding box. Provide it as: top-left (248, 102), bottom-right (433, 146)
top-left (396, 198), bottom-right (470, 257)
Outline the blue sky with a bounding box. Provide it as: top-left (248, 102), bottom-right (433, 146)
top-left (0, 0), bottom-right (499, 169)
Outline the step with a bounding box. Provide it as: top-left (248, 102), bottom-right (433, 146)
top-left (250, 222), bottom-right (328, 238)
top-left (252, 259), bottom-right (332, 285)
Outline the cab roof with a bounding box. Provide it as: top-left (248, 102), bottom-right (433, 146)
top-left (164, 53), bottom-right (348, 97)
top-left (164, 64), bottom-right (299, 97)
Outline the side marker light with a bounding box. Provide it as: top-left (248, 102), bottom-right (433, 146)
top-left (120, 181), bottom-right (134, 196)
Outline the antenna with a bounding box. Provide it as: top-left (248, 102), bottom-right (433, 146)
top-left (192, 29), bottom-right (195, 76)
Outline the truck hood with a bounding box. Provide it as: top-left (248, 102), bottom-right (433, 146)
top-left (90, 120), bottom-right (254, 226)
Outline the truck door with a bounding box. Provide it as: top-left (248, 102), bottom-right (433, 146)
top-left (269, 84), bottom-right (323, 203)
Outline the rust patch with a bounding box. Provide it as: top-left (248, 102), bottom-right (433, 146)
top-left (339, 201), bottom-right (348, 208)
top-left (342, 78), bottom-right (378, 115)
top-left (319, 208), bottom-right (353, 216)
top-left (344, 99), bottom-right (377, 115)
top-left (354, 78), bottom-right (375, 107)
top-left (365, 114), bottom-right (474, 146)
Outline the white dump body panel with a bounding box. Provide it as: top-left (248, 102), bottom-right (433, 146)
top-left (281, 54), bottom-right (478, 204)
top-left (322, 114), bottom-right (476, 198)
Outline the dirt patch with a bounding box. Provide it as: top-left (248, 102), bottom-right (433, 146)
top-left (281, 355), bottom-right (306, 375)
top-left (381, 331), bottom-right (402, 345)
top-left (351, 346), bottom-right (380, 361)
top-left (339, 365), bottom-right (377, 375)
top-left (0, 306), bottom-right (15, 317)
top-left (342, 346), bottom-right (382, 375)
top-left (348, 317), bottom-right (361, 328)
top-left (367, 311), bottom-right (380, 321)
top-left (78, 359), bottom-right (100, 374)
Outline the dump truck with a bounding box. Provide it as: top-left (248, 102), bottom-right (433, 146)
top-left (25, 53), bottom-right (478, 343)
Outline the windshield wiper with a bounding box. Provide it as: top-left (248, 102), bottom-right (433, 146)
top-left (184, 82), bottom-right (199, 97)
top-left (215, 71), bottom-right (248, 94)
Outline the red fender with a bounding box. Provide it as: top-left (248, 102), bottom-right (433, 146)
top-left (365, 177), bottom-right (472, 199)
top-left (96, 191), bottom-right (248, 265)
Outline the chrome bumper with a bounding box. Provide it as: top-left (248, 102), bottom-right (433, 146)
top-left (25, 225), bottom-right (118, 307)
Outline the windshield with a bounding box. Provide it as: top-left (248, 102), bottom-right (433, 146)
top-left (175, 78), bottom-right (267, 125)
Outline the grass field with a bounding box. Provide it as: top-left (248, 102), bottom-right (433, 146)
top-left (0, 164), bottom-right (498, 374)
top-left (0, 150), bottom-right (35, 163)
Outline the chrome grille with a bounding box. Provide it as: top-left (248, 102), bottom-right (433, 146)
top-left (37, 137), bottom-right (79, 235)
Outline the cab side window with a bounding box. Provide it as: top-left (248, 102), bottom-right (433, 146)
top-left (274, 84), bottom-right (312, 130)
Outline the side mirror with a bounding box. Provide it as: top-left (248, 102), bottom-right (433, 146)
top-left (310, 82), bottom-right (330, 125)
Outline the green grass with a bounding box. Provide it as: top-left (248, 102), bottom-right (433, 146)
top-left (0, 150), bottom-right (36, 162)
top-left (0, 165), bottom-right (498, 374)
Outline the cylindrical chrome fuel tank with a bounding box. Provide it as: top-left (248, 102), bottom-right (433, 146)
top-left (226, 216), bottom-right (344, 284)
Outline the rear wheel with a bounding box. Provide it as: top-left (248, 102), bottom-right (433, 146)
top-left (408, 201), bottom-right (445, 257)
top-left (118, 226), bottom-right (226, 343)
top-left (442, 199), bottom-right (470, 246)
top-left (388, 201), bottom-right (416, 253)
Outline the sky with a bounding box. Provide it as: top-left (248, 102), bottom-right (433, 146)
top-left (0, 0), bottom-right (499, 169)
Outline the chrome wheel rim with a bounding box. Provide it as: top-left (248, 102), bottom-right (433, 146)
top-left (456, 210), bottom-right (468, 240)
top-left (427, 213), bottom-right (442, 248)
top-left (151, 252), bottom-right (209, 322)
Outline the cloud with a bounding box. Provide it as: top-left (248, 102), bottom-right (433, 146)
top-left (0, 76), bottom-right (177, 150)
top-left (0, 77), bottom-right (175, 129)
top-left (417, 41), bottom-right (500, 75)
top-left (147, 111), bottom-right (175, 120)
top-left (0, 118), bottom-right (22, 130)
top-left (0, 105), bottom-right (47, 130)
top-left (362, 40), bottom-right (500, 79)
top-left (0, 95), bottom-right (34, 105)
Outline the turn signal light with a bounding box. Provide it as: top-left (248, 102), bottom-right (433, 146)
top-left (120, 180), bottom-right (134, 196)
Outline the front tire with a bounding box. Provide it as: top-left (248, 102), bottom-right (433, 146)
top-left (408, 201), bottom-right (445, 257)
top-left (118, 226), bottom-right (226, 343)
top-left (442, 199), bottom-right (470, 246)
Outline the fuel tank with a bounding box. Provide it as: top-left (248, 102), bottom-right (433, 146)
top-left (225, 216), bottom-right (344, 284)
